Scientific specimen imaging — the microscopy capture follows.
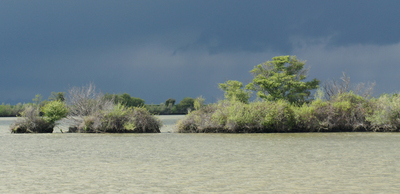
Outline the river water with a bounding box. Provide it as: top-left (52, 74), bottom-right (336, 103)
top-left (1, 116), bottom-right (399, 193)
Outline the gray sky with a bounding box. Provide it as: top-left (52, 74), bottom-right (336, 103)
top-left (1, 0), bottom-right (400, 104)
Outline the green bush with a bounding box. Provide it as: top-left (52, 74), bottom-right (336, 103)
top-left (177, 91), bottom-right (392, 133)
top-left (366, 94), bottom-right (400, 131)
top-left (10, 106), bottom-right (54, 133)
top-left (177, 97), bottom-right (195, 113)
top-left (41, 100), bottom-right (68, 124)
top-left (263, 100), bottom-right (295, 132)
top-left (177, 100), bottom-right (296, 133)
top-left (295, 92), bottom-right (372, 132)
top-left (69, 104), bottom-right (161, 133)
top-left (177, 103), bottom-right (219, 133)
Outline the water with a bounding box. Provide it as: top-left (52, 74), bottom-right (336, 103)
top-left (1, 116), bottom-right (400, 193)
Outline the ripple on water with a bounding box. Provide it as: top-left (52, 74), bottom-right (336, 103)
top-left (0, 116), bottom-right (400, 193)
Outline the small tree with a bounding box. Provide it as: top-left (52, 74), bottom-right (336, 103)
top-left (246, 55), bottom-right (319, 105)
top-left (194, 96), bottom-right (205, 110)
top-left (104, 93), bottom-right (145, 107)
top-left (322, 72), bottom-right (375, 100)
top-left (32, 94), bottom-right (43, 108)
top-left (165, 98), bottom-right (176, 107)
top-left (178, 97), bottom-right (195, 113)
top-left (219, 80), bottom-right (251, 103)
top-left (41, 100), bottom-right (68, 124)
top-left (10, 101), bottom-right (68, 133)
top-left (67, 83), bottom-right (114, 118)
top-left (49, 92), bottom-right (66, 102)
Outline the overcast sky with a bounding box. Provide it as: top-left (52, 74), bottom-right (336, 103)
top-left (1, 0), bottom-right (400, 104)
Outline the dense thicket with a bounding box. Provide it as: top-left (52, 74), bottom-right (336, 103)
top-left (10, 101), bottom-right (68, 133)
top-left (68, 104), bottom-right (161, 133)
top-left (67, 83), bottom-right (161, 133)
top-left (177, 92), bottom-right (400, 133)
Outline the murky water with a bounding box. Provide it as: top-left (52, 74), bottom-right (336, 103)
top-left (1, 116), bottom-right (400, 193)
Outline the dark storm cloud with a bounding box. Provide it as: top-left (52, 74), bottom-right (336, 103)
top-left (1, 0), bottom-right (400, 104)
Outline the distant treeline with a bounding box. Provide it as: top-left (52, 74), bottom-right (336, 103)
top-left (0, 103), bottom-right (32, 117)
top-left (0, 92), bottom-right (197, 117)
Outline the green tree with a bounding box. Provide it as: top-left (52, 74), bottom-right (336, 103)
top-left (165, 98), bottom-right (176, 107)
top-left (41, 100), bottom-right (68, 124)
top-left (49, 92), bottom-right (66, 102)
top-left (32, 94), bottom-right (43, 106)
top-left (194, 96), bottom-right (205, 110)
top-left (178, 97), bottom-right (195, 113)
top-left (219, 80), bottom-right (252, 103)
top-left (104, 93), bottom-right (145, 107)
top-left (246, 55), bottom-right (319, 105)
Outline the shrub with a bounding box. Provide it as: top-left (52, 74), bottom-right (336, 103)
top-left (69, 104), bottom-right (161, 133)
top-left (177, 100), bottom-right (296, 133)
top-left (177, 97), bottom-right (195, 113)
top-left (294, 99), bottom-right (325, 132)
top-left (176, 103), bottom-right (219, 133)
top-left (366, 94), bottom-right (400, 131)
top-left (10, 106), bottom-right (54, 133)
top-left (262, 100), bottom-right (295, 132)
top-left (41, 100), bottom-right (68, 124)
top-left (177, 91), bottom-right (386, 133)
top-left (294, 92), bottom-right (372, 132)
top-left (219, 80), bottom-right (251, 103)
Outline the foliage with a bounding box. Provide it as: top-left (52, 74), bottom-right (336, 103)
top-left (366, 94), bottom-right (400, 131)
top-left (322, 72), bottom-right (375, 100)
top-left (0, 103), bottom-right (30, 117)
top-left (177, 97), bottom-right (195, 113)
top-left (49, 92), bottom-right (66, 102)
top-left (165, 98), bottom-right (176, 107)
top-left (10, 106), bottom-right (54, 133)
top-left (177, 91), bottom-right (400, 133)
top-left (219, 80), bottom-right (251, 103)
top-left (32, 94), bottom-right (43, 106)
top-left (194, 96), bottom-right (205, 110)
top-left (41, 100), bottom-right (68, 124)
top-left (67, 83), bottom-right (114, 117)
top-left (66, 83), bottom-right (160, 133)
top-left (146, 97), bottom-right (197, 115)
top-left (103, 93), bottom-right (145, 107)
top-left (295, 91), bottom-right (372, 132)
top-left (177, 100), bottom-right (296, 133)
top-left (246, 55), bottom-right (319, 105)
top-left (69, 103), bottom-right (161, 133)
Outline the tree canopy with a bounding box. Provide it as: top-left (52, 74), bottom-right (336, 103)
top-left (104, 93), bottom-right (145, 107)
top-left (219, 80), bottom-right (251, 103)
top-left (246, 55), bottom-right (319, 104)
